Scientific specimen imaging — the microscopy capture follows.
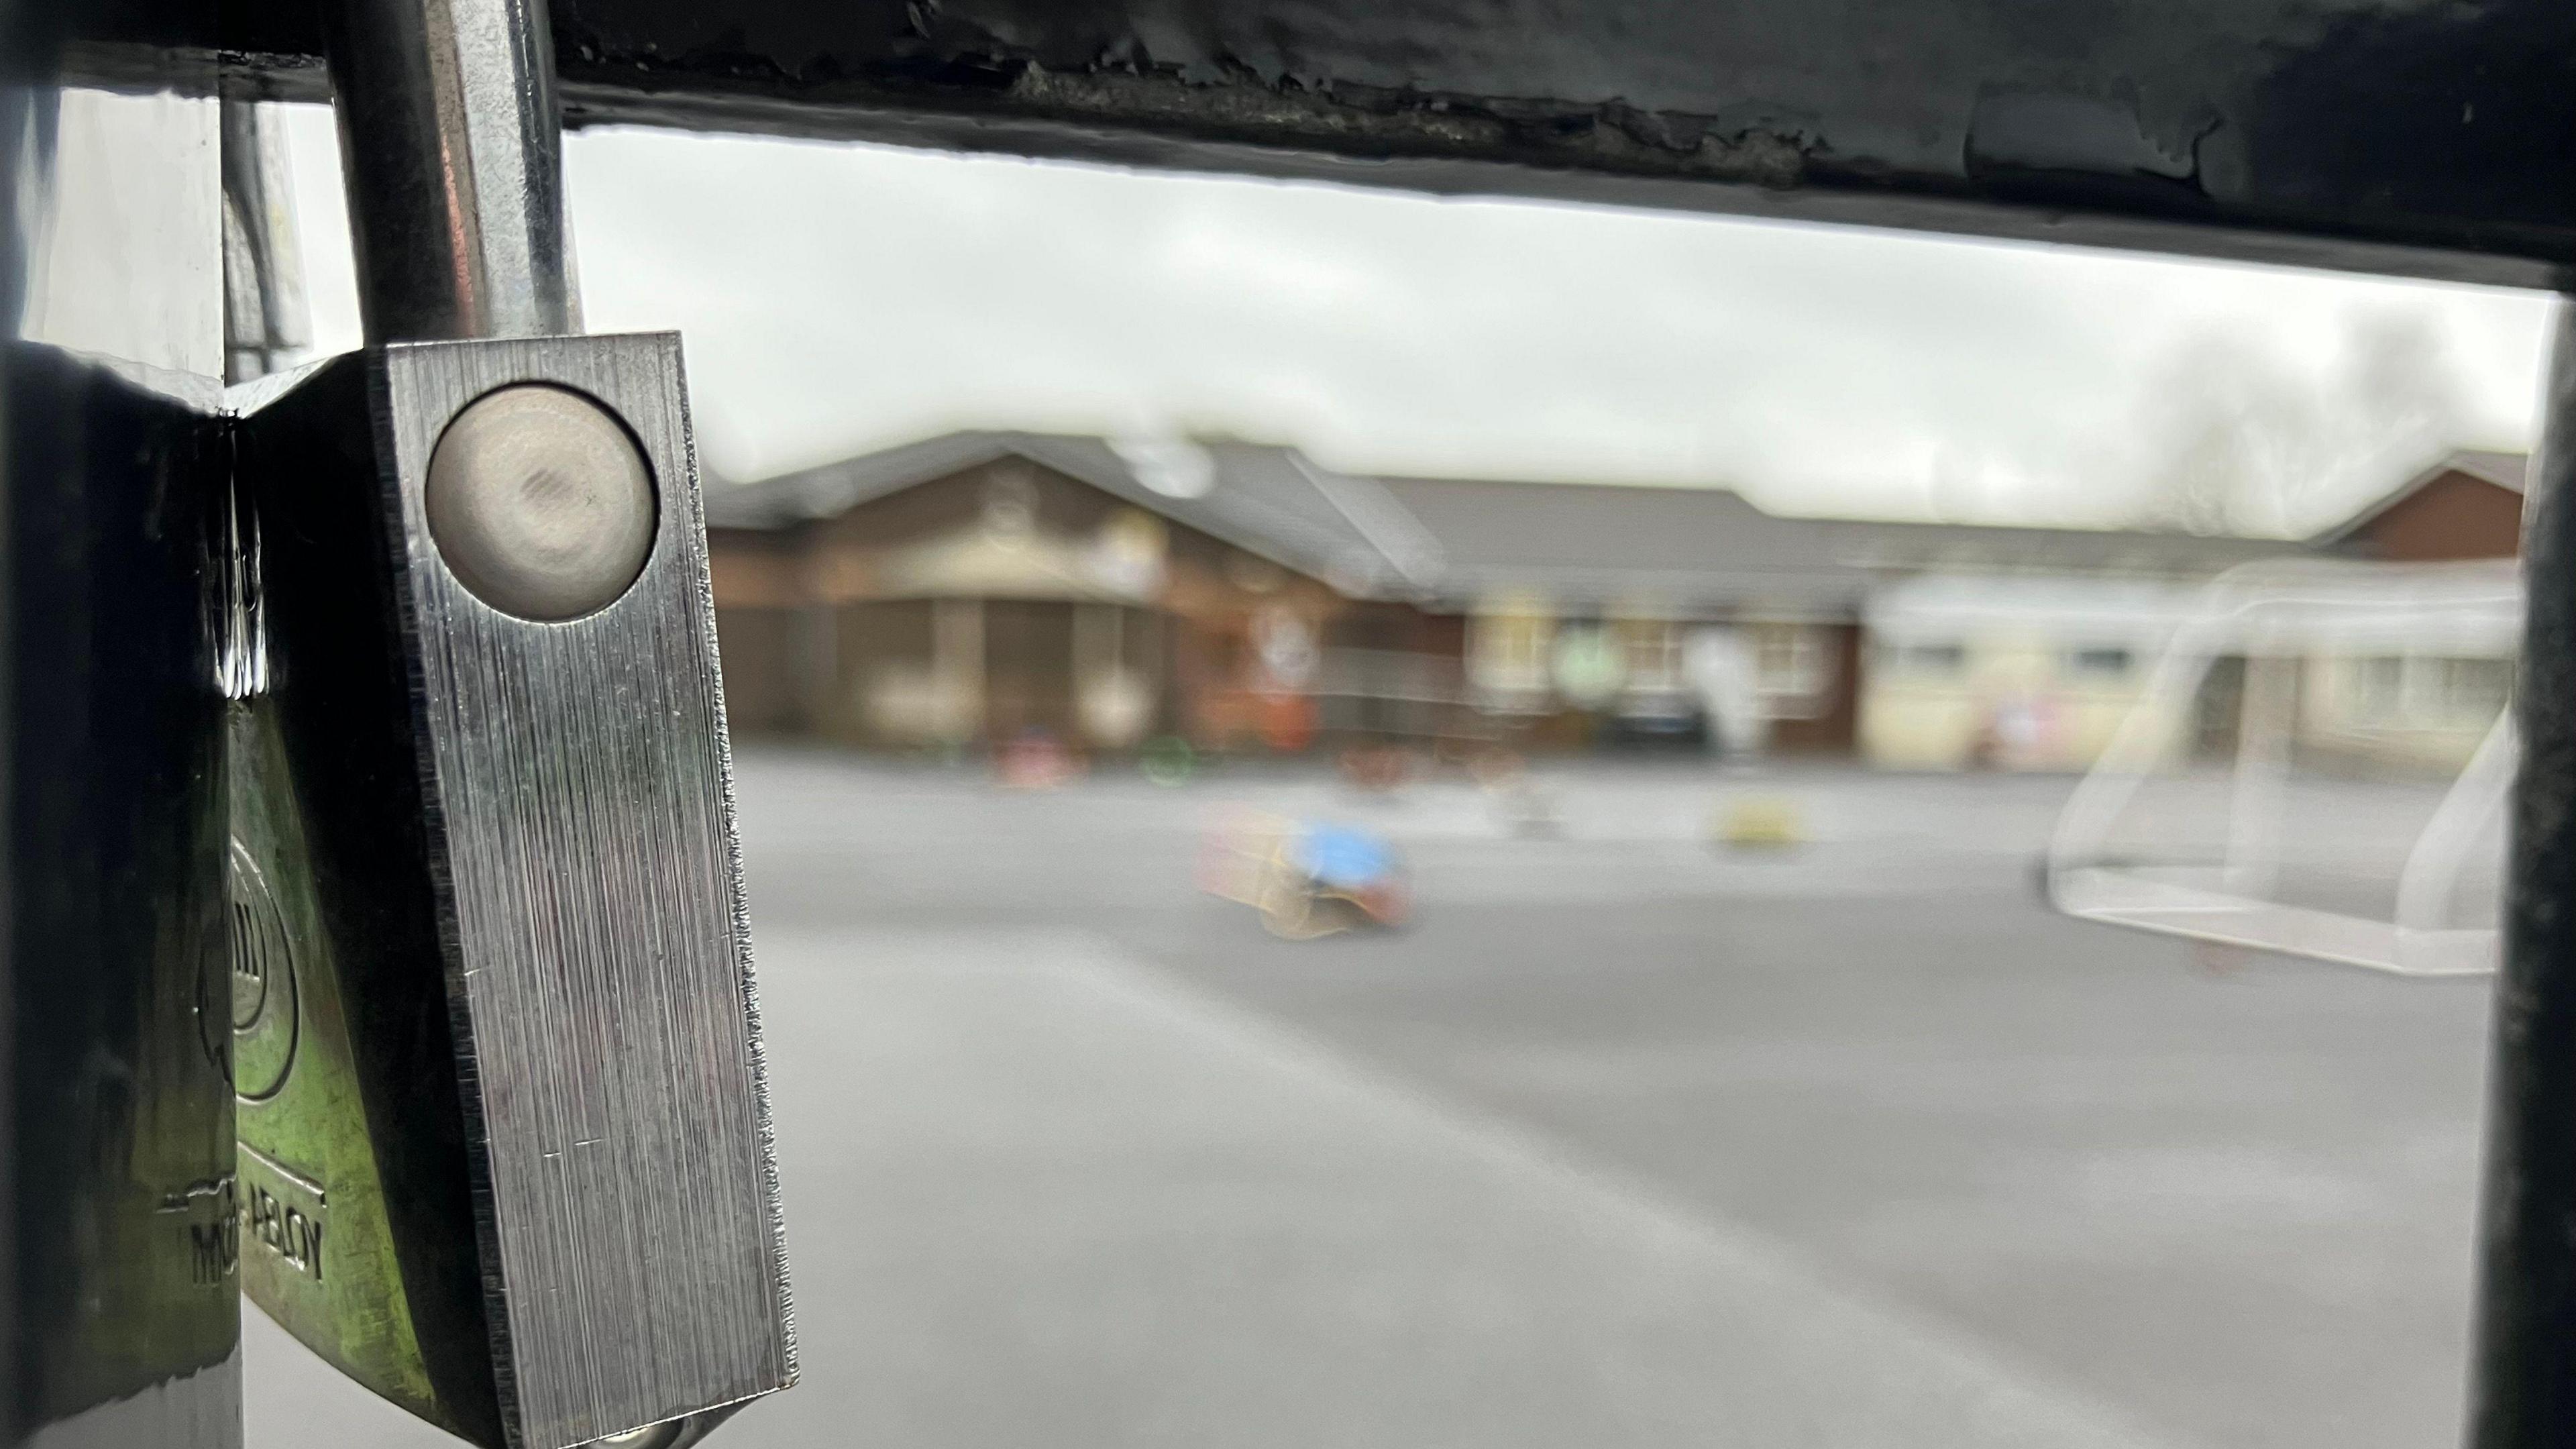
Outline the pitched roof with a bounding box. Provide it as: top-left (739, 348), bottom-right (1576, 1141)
top-left (1379, 476), bottom-right (1867, 612)
top-left (704, 431), bottom-right (1435, 599)
top-left (2449, 449), bottom-right (2531, 492)
top-left (712, 432), bottom-right (2317, 617)
top-left (1813, 513), bottom-right (2303, 578)
top-left (702, 432), bottom-right (1014, 529)
top-left (1381, 476), bottom-right (2302, 614)
top-left (2313, 449), bottom-right (2528, 545)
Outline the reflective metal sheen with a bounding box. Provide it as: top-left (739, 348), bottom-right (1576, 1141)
top-left (325, 0), bottom-right (579, 343)
top-left (390, 337), bottom-right (790, 1448)
top-left (5, 53), bottom-right (239, 1449)
top-left (220, 101), bottom-right (311, 385)
top-left (426, 383), bottom-right (656, 621)
top-left (232, 332), bottom-right (792, 1449)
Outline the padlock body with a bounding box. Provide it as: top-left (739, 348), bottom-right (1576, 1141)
top-left (230, 335), bottom-right (794, 1449)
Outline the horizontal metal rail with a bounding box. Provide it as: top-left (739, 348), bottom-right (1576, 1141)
top-left (54, 0), bottom-right (2576, 289)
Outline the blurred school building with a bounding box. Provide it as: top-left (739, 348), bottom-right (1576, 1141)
top-left (704, 439), bottom-right (2525, 772)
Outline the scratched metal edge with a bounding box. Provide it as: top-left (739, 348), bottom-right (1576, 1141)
top-left (360, 350), bottom-right (525, 1445)
top-left (369, 335), bottom-right (794, 1448)
top-left (380, 333), bottom-right (793, 1440)
top-left (663, 339), bottom-right (801, 1389)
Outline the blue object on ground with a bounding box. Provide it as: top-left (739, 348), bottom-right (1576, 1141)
top-left (1291, 823), bottom-right (1397, 891)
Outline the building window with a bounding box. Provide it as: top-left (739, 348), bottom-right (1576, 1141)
top-left (1889, 641), bottom-right (1966, 678)
top-left (2064, 645), bottom-right (2134, 680)
top-left (2357, 655), bottom-right (2406, 721)
top-left (1622, 620), bottom-right (1684, 692)
top-left (1472, 614), bottom-right (1553, 692)
top-left (2439, 657), bottom-right (2512, 720)
top-left (2350, 654), bottom-right (2512, 727)
top-left (1750, 623), bottom-right (1827, 697)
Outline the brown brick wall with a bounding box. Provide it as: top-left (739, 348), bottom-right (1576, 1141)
top-left (706, 458), bottom-right (1407, 750)
top-left (713, 606), bottom-right (801, 735)
top-left (707, 530), bottom-right (806, 606)
top-left (2351, 472), bottom-right (2523, 561)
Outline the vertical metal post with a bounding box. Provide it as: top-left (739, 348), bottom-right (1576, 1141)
top-left (2469, 300), bottom-right (2576, 1446)
top-left (324, 0), bottom-right (578, 343)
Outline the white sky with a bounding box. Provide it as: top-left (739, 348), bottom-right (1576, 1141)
top-left (280, 106), bottom-right (2556, 534)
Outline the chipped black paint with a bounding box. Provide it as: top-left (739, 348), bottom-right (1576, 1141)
top-left (46, 0), bottom-right (2576, 284)
top-left (2247, 0), bottom-right (2576, 252)
top-left (533, 0), bottom-right (2576, 283)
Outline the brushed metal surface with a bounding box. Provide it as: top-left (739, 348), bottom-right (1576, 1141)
top-left (380, 333), bottom-right (793, 1446)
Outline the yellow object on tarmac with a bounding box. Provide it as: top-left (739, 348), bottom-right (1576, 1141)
top-left (1714, 796), bottom-right (1807, 849)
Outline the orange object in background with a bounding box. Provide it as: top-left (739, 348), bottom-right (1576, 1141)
top-left (1256, 692), bottom-right (1318, 753)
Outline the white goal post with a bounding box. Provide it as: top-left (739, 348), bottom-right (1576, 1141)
top-left (2045, 559), bottom-right (2521, 977)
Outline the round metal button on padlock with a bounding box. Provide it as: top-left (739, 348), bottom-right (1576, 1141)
top-left (426, 384), bottom-right (657, 621)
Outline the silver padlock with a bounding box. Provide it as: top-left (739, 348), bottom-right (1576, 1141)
top-left (221, 0), bottom-right (796, 1444)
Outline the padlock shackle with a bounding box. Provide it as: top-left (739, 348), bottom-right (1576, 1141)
top-left (326, 0), bottom-right (580, 343)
